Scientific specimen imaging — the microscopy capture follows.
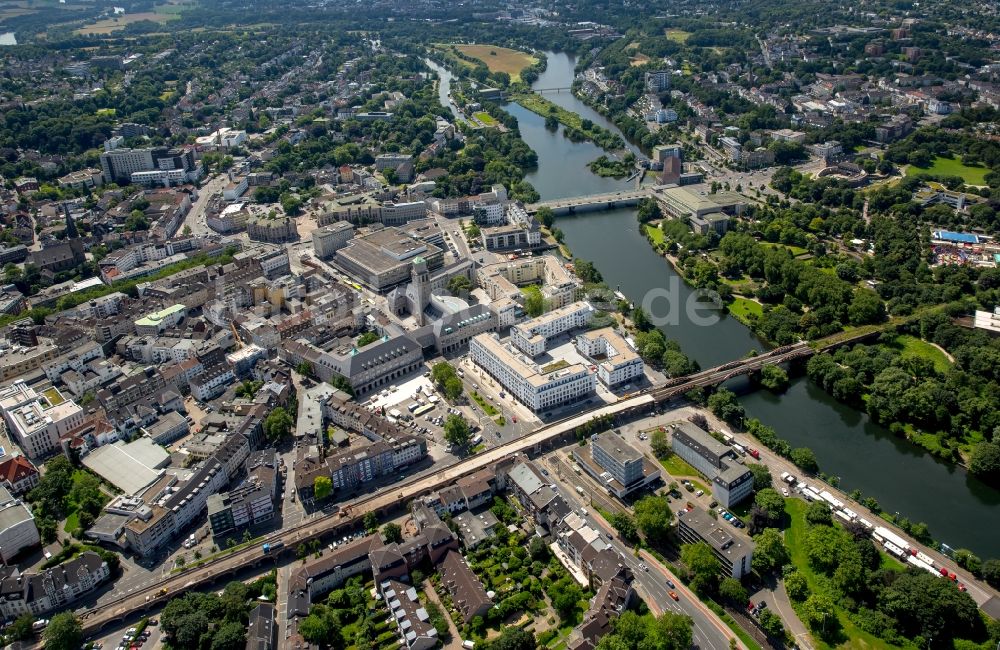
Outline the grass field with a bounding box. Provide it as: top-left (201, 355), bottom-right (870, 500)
top-left (643, 224), bottom-right (665, 245)
top-left (660, 455), bottom-right (709, 493)
top-left (450, 44), bottom-right (537, 81)
top-left (761, 241), bottom-right (809, 256)
top-left (473, 111), bottom-right (497, 126)
top-left (76, 11), bottom-right (178, 34)
top-left (666, 29), bottom-right (691, 43)
top-left (728, 297), bottom-right (763, 324)
top-left (889, 334), bottom-right (952, 374)
top-left (906, 156), bottom-right (990, 186)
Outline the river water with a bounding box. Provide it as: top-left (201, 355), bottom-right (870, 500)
top-left (428, 51), bottom-right (1000, 558)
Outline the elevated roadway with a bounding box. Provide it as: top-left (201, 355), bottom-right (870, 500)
top-left (75, 340), bottom-right (862, 636)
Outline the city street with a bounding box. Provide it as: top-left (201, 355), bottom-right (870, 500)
top-left (180, 173), bottom-right (229, 236)
top-left (545, 447), bottom-right (743, 650)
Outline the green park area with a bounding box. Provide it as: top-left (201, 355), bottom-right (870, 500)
top-left (666, 29), bottom-right (691, 43)
top-left (906, 156), bottom-right (989, 186)
top-left (727, 297), bottom-right (763, 324)
top-left (889, 334), bottom-right (952, 374)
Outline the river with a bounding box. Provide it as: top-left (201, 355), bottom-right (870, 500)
top-left (428, 50), bottom-right (1000, 558)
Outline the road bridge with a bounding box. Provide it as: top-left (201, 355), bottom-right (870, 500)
top-left (526, 189), bottom-right (650, 215)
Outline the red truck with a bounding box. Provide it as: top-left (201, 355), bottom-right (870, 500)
top-left (747, 448), bottom-right (761, 459)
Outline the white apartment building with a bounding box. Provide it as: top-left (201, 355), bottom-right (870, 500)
top-left (0, 382), bottom-right (84, 458)
top-left (575, 328), bottom-right (644, 387)
top-left (472, 201), bottom-right (505, 225)
top-left (0, 486), bottom-right (39, 563)
top-left (511, 301), bottom-right (595, 357)
top-left (469, 333), bottom-right (595, 412)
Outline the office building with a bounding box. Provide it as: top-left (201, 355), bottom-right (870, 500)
top-left (0, 382), bottom-right (84, 458)
top-left (573, 431), bottom-right (661, 498)
top-left (511, 301), bottom-right (595, 357)
top-left (313, 222), bottom-right (356, 259)
top-left (676, 506), bottom-right (754, 578)
top-left (470, 333), bottom-right (595, 412)
top-left (670, 422), bottom-right (753, 507)
top-left (575, 328), bottom-right (644, 387)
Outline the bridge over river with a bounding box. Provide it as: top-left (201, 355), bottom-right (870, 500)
top-left (526, 188), bottom-right (651, 215)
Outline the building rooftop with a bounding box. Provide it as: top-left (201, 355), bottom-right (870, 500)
top-left (134, 304), bottom-right (186, 329)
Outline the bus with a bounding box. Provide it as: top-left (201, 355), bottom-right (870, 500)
top-left (413, 404), bottom-right (435, 417)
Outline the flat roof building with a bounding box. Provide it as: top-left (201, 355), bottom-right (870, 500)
top-left (469, 333), bottom-right (595, 412)
top-left (670, 422), bottom-right (753, 508)
top-left (575, 328), bottom-right (644, 387)
top-left (573, 431), bottom-right (661, 499)
top-left (676, 505), bottom-right (754, 578)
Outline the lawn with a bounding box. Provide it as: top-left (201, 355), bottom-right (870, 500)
top-left (451, 44), bottom-right (538, 81)
top-left (784, 499), bottom-right (899, 650)
top-left (760, 242), bottom-right (809, 256)
top-left (76, 11), bottom-right (178, 34)
top-left (889, 334), bottom-right (952, 374)
top-left (63, 510), bottom-right (79, 534)
top-left (905, 156), bottom-right (989, 186)
top-left (660, 456), bottom-right (709, 493)
top-left (643, 224), bottom-right (665, 245)
top-left (473, 111), bottom-right (498, 126)
top-left (728, 297), bottom-right (763, 325)
top-left (666, 29), bottom-right (692, 43)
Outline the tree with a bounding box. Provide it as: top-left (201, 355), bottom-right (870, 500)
top-left (8, 613), bottom-right (34, 640)
top-left (382, 522), bottom-right (403, 544)
top-left (263, 407), bottom-right (293, 440)
top-left (443, 414), bottom-right (472, 447)
top-left (680, 542), bottom-right (720, 595)
top-left (752, 528), bottom-right (790, 574)
top-left (969, 441), bottom-right (1000, 485)
top-left (748, 463), bottom-right (772, 491)
top-left (313, 476), bottom-right (332, 501)
top-left (847, 288), bottom-right (886, 325)
top-left (363, 511), bottom-right (378, 533)
top-left (982, 558), bottom-right (1000, 588)
top-left (805, 501), bottom-right (833, 526)
top-left (758, 609), bottom-right (785, 639)
top-left (480, 626), bottom-right (535, 650)
top-left (43, 612), bottom-right (82, 650)
top-left (549, 575), bottom-right (584, 622)
top-left (790, 447), bottom-right (819, 474)
top-left (611, 512), bottom-right (639, 543)
top-left (800, 593), bottom-right (836, 634)
top-left (752, 488), bottom-right (785, 530)
top-left (759, 365), bottom-right (789, 392)
top-left (650, 429), bottom-right (671, 458)
top-left (444, 376), bottom-right (464, 401)
top-left (719, 577), bottom-right (748, 606)
top-left (707, 388), bottom-right (745, 424)
top-left (299, 604), bottom-right (342, 646)
top-left (447, 275), bottom-right (472, 295)
top-left (879, 570), bottom-right (981, 643)
top-left (523, 285), bottom-right (545, 317)
top-left (536, 206), bottom-right (555, 228)
top-left (784, 571), bottom-right (809, 601)
top-left (954, 548), bottom-right (982, 575)
top-left (634, 495), bottom-right (674, 543)
top-left (529, 535), bottom-right (550, 561)
top-left (211, 621), bottom-right (247, 650)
